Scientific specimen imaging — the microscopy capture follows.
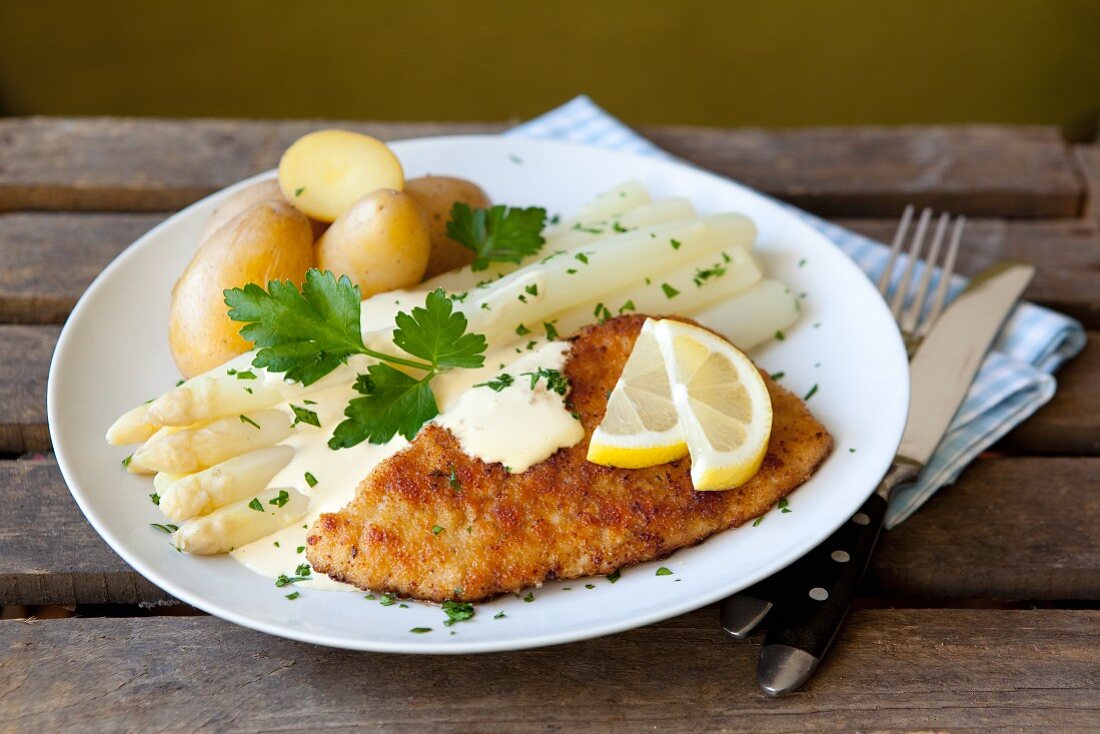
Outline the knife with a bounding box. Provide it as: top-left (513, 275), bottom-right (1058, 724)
top-left (739, 262), bottom-right (1035, 696)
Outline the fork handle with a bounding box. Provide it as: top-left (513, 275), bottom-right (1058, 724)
top-left (756, 492), bottom-right (888, 696)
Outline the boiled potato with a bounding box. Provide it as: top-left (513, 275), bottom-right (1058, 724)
top-left (170, 201), bottom-right (314, 378)
top-left (198, 179), bottom-right (285, 246)
top-left (315, 189), bottom-right (430, 298)
top-left (405, 175), bottom-right (492, 278)
top-left (278, 130), bottom-right (404, 223)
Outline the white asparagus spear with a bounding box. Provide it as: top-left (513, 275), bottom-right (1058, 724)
top-left (547, 245), bottom-right (762, 337)
top-left (159, 445), bottom-right (295, 523)
top-left (172, 486), bottom-right (308, 555)
top-left (106, 404), bottom-right (159, 446)
top-left (132, 409), bottom-right (292, 475)
top-left (423, 195), bottom-right (692, 294)
top-left (691, 279), bottom-right (801, 350)
top-left (152, 471), bottom-right (185, 491)
top-left (126, 426), bottom-right (179, 474)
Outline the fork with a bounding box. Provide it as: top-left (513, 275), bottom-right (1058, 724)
top-left (719, 205), bottom-right (967, 640)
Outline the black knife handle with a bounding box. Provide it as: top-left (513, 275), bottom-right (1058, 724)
top-left (756, 492), bottom-right (888, 694)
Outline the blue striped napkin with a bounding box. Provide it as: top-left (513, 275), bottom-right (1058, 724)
top-left (507, 95), bottom-right (1087, 528)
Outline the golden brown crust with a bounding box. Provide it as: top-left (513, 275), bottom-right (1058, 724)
top-left (307, 314), bottom-right (833, 602)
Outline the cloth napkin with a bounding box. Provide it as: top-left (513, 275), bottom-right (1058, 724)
top-left (506, 96), bottom-right (1087, 528)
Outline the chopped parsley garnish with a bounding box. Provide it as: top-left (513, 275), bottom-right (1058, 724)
top-left (661, 283), bottom-right (679, 299)
top-left (275, 573), bottom-right (307, 587)
top-left (226, 272), bottom-right (486, 446)
top-left (304, 471), bottom-right (318, 487)
top-left (294, 187), bottom-right (305, 197)
top-left (121, 454), bottom-right (133, 469)
top-left (516, 324), bottom-right (531, 336)
top-left (525, 283), bottom-right (539, 297)
top-left (612, 221), bottom-right (629, 233)
top-left (149, 492), bottom-right (160, 506)
top-left (474, 373), bottom-right (514, 392)
top-left (494, 611), bottom-right (506, 619)
top-left (239, 414), bottom-right (261, 429)
top-left (234, 370), bottom-right (257, 380)
top-left (670, 238), bottom-right (681, 250)
top-left (247, 497), bottom-right (264, 512)
top-left (804, 384), bottom-right (818, 401)
top-left (523, 591), bottom-right (535, 602)
top-left (442, 600), bottom-right (475, 626)
top-left (543, 321), bottom-right (559, 340)
top-left (575, 252), bottom-right (589, 265)
top-left (618, 300), bottom-right (635, 314)
top-left (296, 545), bottom-right (305, 554)
top-left (285, 591), bottom-right (300, 600)
top-left (295, 563), bottom-right (311, 577)
top-left (572, 223), bottom-right (603, 234)
top-left (175, 379), bottom-right (185, 387)
top-left (269, 490), bottom-right (290, 508)
top-left (448, 464), bottom-right (461, 491)
top-left (849, 448), bottom-right (857, 453)
top-left (779, 498), bottom-right (792, 513)
top-left (770, 372), bottom-right (785, 381)
top-left (753, 516), bottom-right (763, 527)
top-left (774, 330), bottom-right (786, 341)
top-left (594, 302), bottom-right (612, 323)
top-left (585, 584), bottom-right (596, 589)
top-left (150, 523), bottom-right (179, 534)
top-left (798, 258), bottom-right (807, 267)
top-left (380, 593), bottom-right (396, 607)
top-left (400, 603), bottom-right (409, 608)
top-left (520, 367), bottom-right (569, 396)
top-left (693, 264), bottom-right (727, 286)
top-left (274, 541), bottom-right (280, 548)
top-left (432, 525), bottom-right (445, 535)
top-left (290, 404), bottom-right (321, 427)
top-left (606, 570), bottom-right (621, 583)
top-left (445, 203), bottom-right (547, 271)
top-left (410, 627), bottom-right (432, 634)
top-left (656, 567), bottom-right (673, 576)
top-left (566, 268), bottom-right (577, 275)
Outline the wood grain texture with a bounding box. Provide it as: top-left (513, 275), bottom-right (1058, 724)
top-left (1, 214), bottom-right (1098, 329)
top-left (1074, 145), bottom-right (1100, 221)
top-left (0, 212), bottom-right (166, 324)
top-left (3, 457), bottom-right (1098, 606)
top-left (1, 610), bottom-right (1097, 731)
top-left (0, 117), bottom-right (1083, 217)
top-left (836, 217), bottom-right (1100, 329)
top-left (0, 326), bottom-right (56, 453)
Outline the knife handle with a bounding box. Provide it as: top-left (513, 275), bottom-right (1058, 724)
top-left (757, 492), bottom-right (887, 695)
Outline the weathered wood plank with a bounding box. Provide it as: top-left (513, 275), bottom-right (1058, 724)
top-left (836, 218), bottom-right (1100, 329)
top-left (1073, 145), bottom-right (1100, 221)
top-left (1000, 333), bottom-right (1100, 456)
top-left (0, 326), bottom-right (56, 453)
top-left (2, 214), bottom-right (1098, 329)
top-left (0, 117), bottom-right (1082, 217)
top-left (4, 457), bottom-right (1097, 606)
top-left (0, 212), bottom-right (166, 324)
top-left (2, 610), bottom-right (1097, 730)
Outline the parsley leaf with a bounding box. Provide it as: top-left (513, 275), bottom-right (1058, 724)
top-left (330, 365), bottom-right (439, 446)
top-left (225, 269), bottom-right (365, 386)
top-left (446, 203), bottom-right (548, 271)
top-left (520, 367), bottom-right (570, 396)
top-left (392, 289), bottom-right (486, 370)
top-left (473, 373), bottom-right (514, 392)
top-left (290, 404), bottom-right (321, 427)
top-left (442, 600), bottom-right (475, 626)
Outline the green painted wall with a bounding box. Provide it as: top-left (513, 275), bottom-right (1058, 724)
top-left (1, 1), bottom-right (1097, 139)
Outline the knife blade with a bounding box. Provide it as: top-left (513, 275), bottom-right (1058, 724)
top-left (749, 262), bottom-right (1034, 696)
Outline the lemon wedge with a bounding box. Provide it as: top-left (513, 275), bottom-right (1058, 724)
top-left (587, 319), bottom-right (688, 467)
top-left (588, 318), bottom-right (773, 491)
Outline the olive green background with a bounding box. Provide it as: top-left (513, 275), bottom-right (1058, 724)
top-left (1, 1), bottom-right (1097, 139)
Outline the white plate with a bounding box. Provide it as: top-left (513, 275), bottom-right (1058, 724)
top-left (48, 136), bottom-right (908, 653)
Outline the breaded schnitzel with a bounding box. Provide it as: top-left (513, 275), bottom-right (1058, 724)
top-left (306, 314), bottom-right (832, 602)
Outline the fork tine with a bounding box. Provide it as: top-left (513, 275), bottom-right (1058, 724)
top-left (889, 207), bottom-right (932, 318)
top-left (877, 205), bottom-right (914, 296)
top-left (916, 215), bottom-right (965, 338)
top-left (900, 212), bottom-right (949, 334)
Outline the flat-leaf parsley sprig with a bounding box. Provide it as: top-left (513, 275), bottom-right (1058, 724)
top-left (224, 269), bottom-right (487, 448)
top-left (446, 203), bottom-right (548, 271)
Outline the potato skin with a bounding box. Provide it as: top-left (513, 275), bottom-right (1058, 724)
top-left (198, 179), bottom-right (285, 247)
top-left (278, 129), bottom-right (405, 223)
top-left (170, 200), bottom-right (314, 378)
top-left (405, 176), bottom-right (492, 278)
top-left (315, 189), bottom-right (430, 298)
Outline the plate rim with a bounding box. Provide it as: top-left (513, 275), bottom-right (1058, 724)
top-left (48, 134), bottom-right (910, 653)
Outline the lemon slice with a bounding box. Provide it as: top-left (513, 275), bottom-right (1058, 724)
top-left (587, 319), bottom-right (688, 467)
top-left (655, 319), bottom-right (773, 491)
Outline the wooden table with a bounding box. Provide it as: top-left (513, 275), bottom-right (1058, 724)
top-left (1, 119), bottom-right (1098, 731)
